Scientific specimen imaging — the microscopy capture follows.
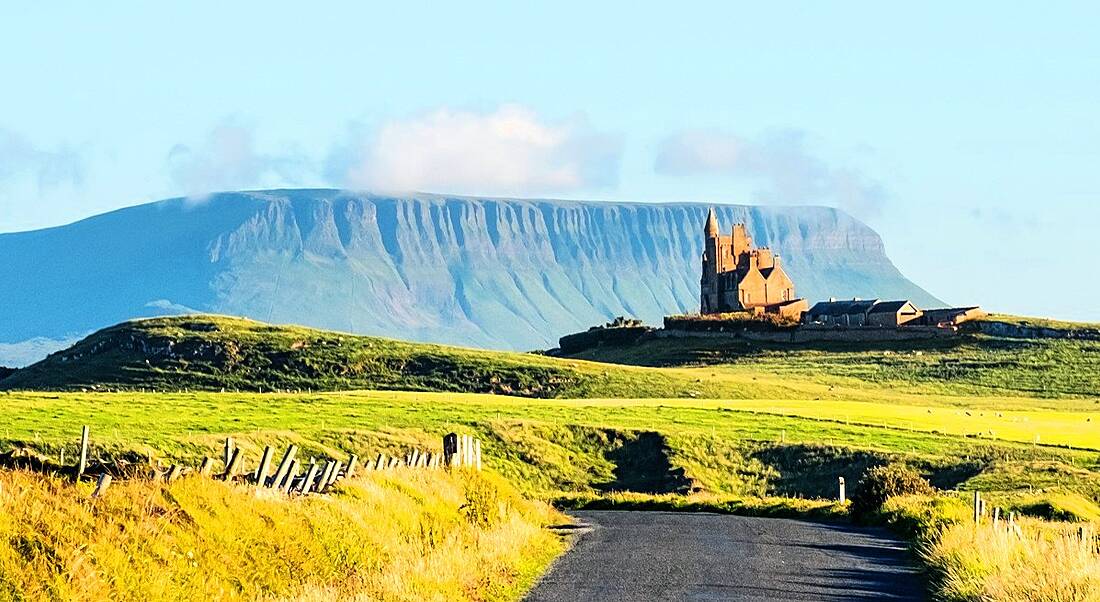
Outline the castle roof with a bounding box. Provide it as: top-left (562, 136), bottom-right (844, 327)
top-left (704, 208), bottom-right (719, 237)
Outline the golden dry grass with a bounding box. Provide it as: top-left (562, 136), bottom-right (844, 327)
top-left (923, 516), bottom-right (1100, 601)
top-left (0, 468), bottom-right (565, 602)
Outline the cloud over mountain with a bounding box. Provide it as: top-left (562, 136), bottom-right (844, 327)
top-left (328, 105), bottom-right (623, 196)
top-left (0, 128), bottom-right (83, 190)
top-left (655, 128), bottom-right (887, 217)
top-left (166, 120), bottom-right (311, 199)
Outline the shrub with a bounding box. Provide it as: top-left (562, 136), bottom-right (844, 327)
top-left (850, 463), bottom-right (935, 518)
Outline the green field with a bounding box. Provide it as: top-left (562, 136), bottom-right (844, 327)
top-left (3, 314), bottom-right (1099, 510)
top-left (4, 314), bottom-right (1100, 601)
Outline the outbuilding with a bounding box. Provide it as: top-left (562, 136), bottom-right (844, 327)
top-left (803, 299), bottom-right (879, 327)
top-left (867, 300), bottom-right (923, 327)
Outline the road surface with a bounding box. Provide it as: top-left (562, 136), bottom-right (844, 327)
top-left (526, 510), bottom-right (924, 602)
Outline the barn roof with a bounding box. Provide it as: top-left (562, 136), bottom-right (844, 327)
top-left (868, 300), bottom-right (916, 314)
top-left (806, 299), bottom-right (878, 316)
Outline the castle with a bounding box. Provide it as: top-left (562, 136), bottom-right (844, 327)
top-left (700, 209), bottom-right (808, 317)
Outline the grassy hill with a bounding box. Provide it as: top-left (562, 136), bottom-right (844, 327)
top-left (4, 313), bottom-right (1100, 601)
top-left (557, 318), bottom-right (1100, 400)
top-left (0, 315), bottom-right (742, 399)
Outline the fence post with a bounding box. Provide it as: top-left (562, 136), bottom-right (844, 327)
top-left (91, 473), bottom-right (112, 498)
top-left (255, 446), bottom-right (274, 485)
top-left (327, 460), bottom-right (343, 489)
top-left (972, 490), bottom-right (981, 523)
top-left (316, 461), bottom-right (334, 492)
top-left (198, 457), bottom-right (213, 476)
top-left (165, 464), bottom-right (182, 483)
top-left (475, 439), bottom-right (482, 471)
top-left (345, 454), bottom-right (359, 478)
top-left (443, 433), bottom-right (458, 467)
top-left (279, 459), bottom-right (300, 493)
top-left (464, 435), bottom-right (473, 467)
top-left (270, 445), bottom-right (298, 488)
top-left (375, 453), bottom-right (385, 471)
top-left (224, 437), bottom-right (235, 470)
top-left (992, 507), bottom-right (1001, 528)
top-left (76, 426), bottom-right (89, 481)
top-left (838, 477), bottom-right (846, 503)
top-left (222, 448), bottom-right (243, 480)
top-left (299, 461), bottom-right (319, 494)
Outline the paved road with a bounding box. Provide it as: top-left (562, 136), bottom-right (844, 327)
top-left (526, 511), bottom-right (924, 602)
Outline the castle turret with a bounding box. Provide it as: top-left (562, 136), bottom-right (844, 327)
top-left (704, 208), bottom-right (719, 238)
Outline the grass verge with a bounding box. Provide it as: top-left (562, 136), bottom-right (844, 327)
top-left (0, 468), bottom-right (565, 602)
top-left (554, 491), bottom-right (848, 522)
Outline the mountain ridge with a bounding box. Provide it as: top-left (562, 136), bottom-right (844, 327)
top-left (0, 189), bottom-right (941, 364)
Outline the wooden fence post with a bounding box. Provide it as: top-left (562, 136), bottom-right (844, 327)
top-left (255, 446), bottom-right (274, 485)
top-left (443, 433), bottom-right (458, 467)
top-left (165, 464), bottom-right (182, 483)
top-left (224, 437), bottom-right (235, 470)
top-left (91, 473), bottom-right (112, 498)
top-left (464, 435), bottom-right (473, 467)
top-left (279, 459), bottom-right (300, 493)
top-left (345, 454), bottom-right (359, 478)
top-left (270, 445), bottom-right (298, 488)
top-left (475, 439), bottom-right (482, 471)
top-left (838, 477), bottom-right (846, 503)
top-left (222, 448), bottom-right (243, 480)
top-left (972, 490), bottom-right (981, 523)
top-left (299, 462), bottom-right (320, 495)
top-left (317, 461), bottom-right (335, 491)
top-left (76, 425), bottom-right (89, 481)
top-left (198, 457), bottom-right (213, 476)
top-left (327, 460), bottom-right (343, 489)
top-left (992, 507), bottom-right (1001, 528)
top-left (375, 453), bottom-right (385, 471)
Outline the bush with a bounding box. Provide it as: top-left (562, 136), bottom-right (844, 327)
top-left (850, 464), bottom-right (935, 518)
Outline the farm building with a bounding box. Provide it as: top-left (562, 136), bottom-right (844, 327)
top-left (921, 306), bottom-right (985, 326)
top-left (802, 299), bottom-right (880, 327)
top-left (804, 299), bottom-right (985, 330)
top-left (867, 300), bottom-right (923, 327)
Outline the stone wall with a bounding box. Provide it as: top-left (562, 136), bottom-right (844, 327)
top-left (658, 324), bottom-right (955, 343)
top-left (973, 320), bottom-right (1100, 341)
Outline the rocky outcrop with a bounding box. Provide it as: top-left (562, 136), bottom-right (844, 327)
top-left (974, 320), bottom-right (1100, 341)
top-left (0, 189), bottom-right (941, 362)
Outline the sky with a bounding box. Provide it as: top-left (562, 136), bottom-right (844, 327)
top-left (1, 2), bottom-right (1098, 321)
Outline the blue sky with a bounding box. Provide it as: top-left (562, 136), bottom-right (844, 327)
top-left (2, 2), bottom-right (1098, 321)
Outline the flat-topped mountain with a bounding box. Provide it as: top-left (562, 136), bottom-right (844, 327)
top-left (0, 189), bottom-right (939, 363)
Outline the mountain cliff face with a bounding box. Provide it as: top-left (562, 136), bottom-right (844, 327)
top-left (0, 189), bottom-right (940, 363)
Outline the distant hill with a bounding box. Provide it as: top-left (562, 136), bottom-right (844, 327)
top-left (0, 189), bottom-right (942, 365)
top-left (0, 315), bottom-right (737, 398)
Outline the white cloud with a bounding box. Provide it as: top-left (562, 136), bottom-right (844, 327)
top-left (0, 336), bottom-right (80, 368)
top-left (327, 105), bottom-right (622, 196)
top-left (166, 120), bottom-right (311, 199)
top-left (0, 128), bottom-right (83, 190)
top-left (655, 128), bottom-right (887, 216)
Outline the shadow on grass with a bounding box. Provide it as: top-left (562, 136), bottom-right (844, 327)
top-left (596, 431), bottom-right (692, 495)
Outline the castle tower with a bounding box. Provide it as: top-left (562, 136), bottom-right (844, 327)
top-left (700, 209), bottom-right (720, 313)
top-left (699, 208), bottom-right (802, 315)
